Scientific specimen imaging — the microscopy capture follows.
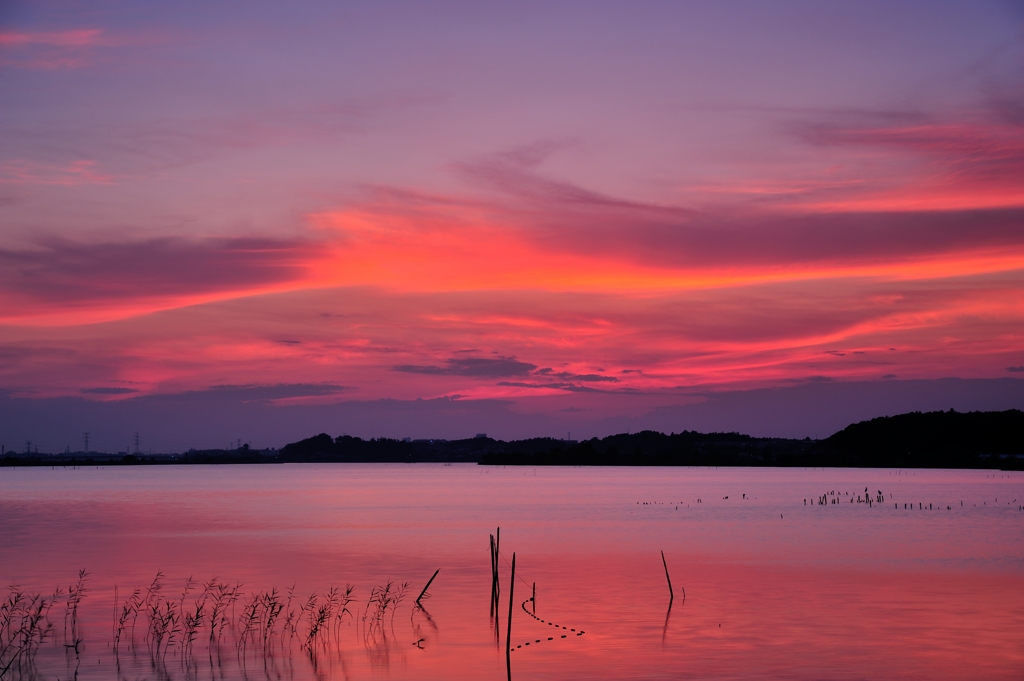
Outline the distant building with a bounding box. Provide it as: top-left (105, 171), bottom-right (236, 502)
top-left (475, 433), bottom-right (487, 439)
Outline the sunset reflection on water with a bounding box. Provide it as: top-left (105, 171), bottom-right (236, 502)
top-left (0, 464), bottom-right (1021, 680)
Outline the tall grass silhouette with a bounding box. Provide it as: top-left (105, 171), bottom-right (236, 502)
top-left (5, 570), bottom-right (428, 679)
top-left (0, 585), bottom-right (57, 678)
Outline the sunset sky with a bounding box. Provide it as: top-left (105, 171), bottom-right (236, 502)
top-left (2, 1), bottom-right (1024, 451)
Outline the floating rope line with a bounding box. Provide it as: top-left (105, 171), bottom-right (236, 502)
top-left (492, 547), bottom-right (587, 653)
top-left (509, 599), bottom-right (585, 653)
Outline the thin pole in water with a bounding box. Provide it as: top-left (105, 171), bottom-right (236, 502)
top-left (506, 552), bottom-right (516, 681)
top-left (661, 550), bottom-right (675, 605)
top-left (416, 569), bottom-right (439, 606)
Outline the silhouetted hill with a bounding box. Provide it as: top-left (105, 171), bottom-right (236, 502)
top-left (813, 408), bottom-right (1024, 467)
top-left (278, 434), bottom-right (498, 463)
top-left (3, 409), bottom-right (1021, 469)
top-left (478, 430), bottom-right (813, 466)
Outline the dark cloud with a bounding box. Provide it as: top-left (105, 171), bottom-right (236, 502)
top-left (197, 384), bottom-right (351, 401)
top-left (394, 357), bottom-right (536, 378)
top-left (796, 118), bottom-right (1024, 189)
top-left (535, 206), bottom-right (1024, 270)
top-left (551, 372), bottom-right (618, 382)
top-left (80, 387), bottom-right (138, 394)
top-left (368, 168), bottom-right (1024, 268)
top-left (496, 381), bottom-right (637, 394)
top-left (1008, 366), bottom-right (1024, 373)
top-left (444, 134), bottom-right (1024, 271)
top-left (496, 380), bottom-right (602, 392)
top-left (497, 381), bottom-right (569, 389)
top-left (458, 141), bottom-right (696, 223)
top-left (781, 375), bottom-right (836, 384)
top-left (0, 236), bottom-right (313, 308)
top-left (534, 368), bottom-right (618, 382)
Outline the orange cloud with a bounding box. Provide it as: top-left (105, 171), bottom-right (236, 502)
top-left (305, 200), bottom-right (1024, 296)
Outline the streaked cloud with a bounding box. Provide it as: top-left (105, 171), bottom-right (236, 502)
top-left (0, 237), bottom-right (314, 322)
top-left (2, 1), bottom-right (1022, 440)
top-left (80, 387), bottom-right (138, 395)
top-left (395, 357), bottom-right (537, 378)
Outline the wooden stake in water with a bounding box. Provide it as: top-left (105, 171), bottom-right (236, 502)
top-left (506, 552), bottom-right (516, 681)
top-left (416, 569), bottom-right (439, 606)
top-left (532, 581), bottom-right (536, 615)
top-left (661, 550), bottom-right (675, 605)
top-left (490, 534), bottom-right (496, 617)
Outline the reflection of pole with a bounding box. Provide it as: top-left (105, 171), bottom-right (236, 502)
top-left (506, 552), bottom-right (515, 681)
top-left (532, 582), bottom-right (536, 615)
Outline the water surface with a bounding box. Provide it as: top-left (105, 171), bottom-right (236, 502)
top-left (1, 464), bottom-right (1022, 680)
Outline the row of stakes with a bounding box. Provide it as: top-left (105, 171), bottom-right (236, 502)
top-left (806, 488), bottom-right (1020, 510)
top-left (807, 487), bottom-right (886, 506)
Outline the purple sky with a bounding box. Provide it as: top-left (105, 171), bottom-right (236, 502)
top-left (2, 1), bottom-right (1023, 451)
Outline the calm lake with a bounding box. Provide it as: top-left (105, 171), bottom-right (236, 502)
top-left (1, 464), bottom-right (1022, 680)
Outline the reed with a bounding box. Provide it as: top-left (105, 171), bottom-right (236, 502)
top-left (133, 571), bottom-right (163, 647)
top-left (302, 592), bottom-right (331, 654)
top-left (63, 569), bottom-right (88, 652)
top-left (282, 585), bottom-right (298, 643)
top-left (112, 586), bottom-right (141, 655)
top-left (334, 584), bottom-right (355, 645)
top-left (0, 586), bottom-right (56, 679)
top-left (362, 581), bottom-right (394, 643)
top-left (4, 570), bottom-right (428, 674)
top-left (205, 579), bottom-right (242, 648)
top-left (182, 599), bottom-right (205, 660)
top-left (260, 588), bottom-right (284, 650)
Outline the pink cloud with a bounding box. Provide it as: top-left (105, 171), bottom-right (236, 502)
top-left (0, 160), bottom-right (114, 186)
top-left (0, 237), bottom-right (316, 323)
top-left (0, 27), bottom-right (162, 69)
top-left (0, 29), bottom-right (105, 47)
top-left (2, 270), bottom-right (1022, 403)
top-left (790, 116), bottom-right (1024, 210)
